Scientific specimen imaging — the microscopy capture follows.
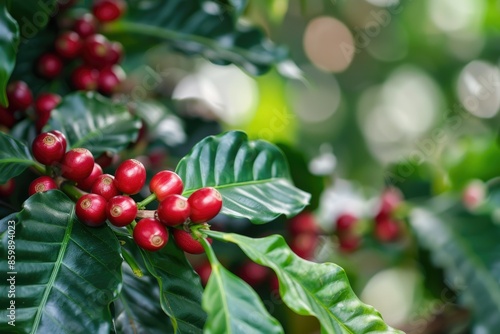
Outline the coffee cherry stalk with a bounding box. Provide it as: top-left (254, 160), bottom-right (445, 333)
top-left (27, 130), bottom-right (222, 255)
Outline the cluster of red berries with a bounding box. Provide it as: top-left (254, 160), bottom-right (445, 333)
top-left (0, 81), bottom-right (61, 132)
top-left (37, 0), bottom-right (126, 95)
top-left (27, 130), bottom-right (222, 254)
top-left (287, 211), bottom-right (319, 260)
top-left (335, 187), bottom-right (404, 253)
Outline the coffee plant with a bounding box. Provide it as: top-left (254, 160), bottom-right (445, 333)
top-left (0, 0), bottom-right (403, 333)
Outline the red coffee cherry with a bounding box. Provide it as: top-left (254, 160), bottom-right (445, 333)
top-left (37, 53), bottom-right (64, 80)
top-left (172, 228), bottom-right (210, 254)
top-left (114, 159), bottom-right (146, 195)
top-left (287, 211), bottom-right (319, 236)
top-left (149, 170), bottom-right (183, 202)
top-left (194, 260), bottom-right (212, 287)
top-left (71, 65), bottom-right (99, 91)
top-left (0, 179), bottom-right (16, 197)
top-left (61, 148), bottom-right (95, 180)
top-left (338, 235), bottom-right (361, 253)
top-left (98, 65), bottom-right (125, 95)
top-left (188, 187), bottom-right (222, 224)
top-left (77, 163), bottom-right (103, 191)
top-left (95, 151), bottom-right (115, 168)
top-left (91, 173), bottom-right (120, 200)
top-left (7, 81), bottom-right (33, 111)
top-left (75, 193), bottom-right (107, 226)
top-left (82, 34), bottom-right (110, 67)
top-left (55, 31), bottom-right (83, 59)
top-left (374, 219), bottom-right (400, 242)
top-left (157, 194), bottom-right (190, 226)
top-left (92, 0), bottom-right (127, 23)
top-left (290, 233), bottom-right (318, 260)
top-left (48, 130), bottom-right (67, 152)
top-left (28, 176), bottom-right (58, 196)
top-left (237, 261), bottom-right (270, 287)
top-left (336, 213), bottom-right (358, 233)
top-left (133, 217), bottom-right (169, 251)
top-left (35, 93), bottom-right (62, 132)
top-left (106, 41), bottom-right (123, 65)
top-left (376, 187), bottom-right (403, 221)
top-left (32, 132), bottom-right (65, 165)
top-left (106, 195), bottom-right (137, 227)
top-left (0, 107), bottom-right (15, 128)
top-left (73, 13), bottom-right (97, 38)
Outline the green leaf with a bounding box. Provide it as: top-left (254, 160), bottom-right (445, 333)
top-left (0, 190), bottom-right (123, 333)
top-left (139, 235), bottom-right (206, 333)
top-left (176, 131), bottom-right (310, 224)
top-left (104, 0), bottom-right (287, 75)
top-left (410, 205), bottom-right (500, 331)
top-left (0, 132), bottom-right (37, 183)
top-left (114, 264), bottom-right (174, 334)
top-left (47, 91), bottom-right (142, 156)
top-left (200, 238), bottom-right (283, 334)
top-left (206, 231), bottom-right (403, 334)
top-left (0, 4), bottom-right (20, 106)
top-left (8, 0), bottom-right (58, 35)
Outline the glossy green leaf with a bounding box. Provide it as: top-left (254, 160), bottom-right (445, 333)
top-left (114, 264), bottom-right (174, 334)
top-left (0, 4), bottom-right (20, 106)
top-left (410, 205), bottom-right (500, 331)
top-left (200, 238), bottom-right (283, 334)
top-left (0, 190), bottom-right (123, 333)
top-left (47, 91), bottom-right (142, 156)
top-left (176, 131), bottom-right (310, 224)
top-left (104, 0), bottom-right (287, 75)
top-left (139, 236), bottom-right (206, 333)
top-left (206, 230), bottom-right (403, 334)
top-left (0, 132), bottom-right (37, 183)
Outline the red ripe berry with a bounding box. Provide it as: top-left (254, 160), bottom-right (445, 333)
top-left (106, 41), bottom-right (123, 65)
top-left (114, 159), bottom-right (146, 195)
top-left (91, 173), bottom-right (120, 200)
top-left (195, 261), bottom-right (212, 287)
top-left (75, 193), bottom-right (107, 226)
top-left (376, 187), bottom-right (403, 221)
top-left (157, 194), bottom-right (190, 226)
top-left (0, 179), bottom-right (16, 197)
top-left (73, 13), bottom-right (97, 38)
top-left (172, 228), bottom-right (210, 254)
top-left (61, 148), bottom-right (95, 180)
top-left (32, 132), bottom-right (65, 165)
top-left (237, 261), bottom-right (270, 286)
top-left (0, 107), bottom-right (16, 128)
top-left (107, 195), bottom-right (137, 227)
top-left (71, 65), bottom-right (99, 91)
top-left (37, 53), bottom-right (63, 79)
top-left (48, 130), bottom-right (67, 152)
top-left (92, 0), bottom-right (127, 23)
top-left (28, 176), bottom-right (58, 196)
top-left (336, 213), bottom-right (358, 233)
top-left (149, 170), bottom-right (183, 202)
top-left (290, 233), bottom-right (318, 260)
top-left (82, 34), bottom-right (110, 67)
top-left (95, 151), bottom-right (115, 168)
top-left (374, 219), bottom-right (400, 242)
top-left (35, 93), bottom-right (61, 132)
top-left (55, 31), bottom-right (83, 59)
top-left (77, 163), bottom-right (103, 191)
top-left (133, 218), bottom-right (169, 251)
top-left (7, 81), bottom-right (33, 111)
top-left (188, 187), bottom-right (223, 224)
top-left (288, 211), bottom-right (318, 236)
top-left (338, 235), bottom-right (361, 253)
top-left (98, 65), bottom-right (125, 95)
